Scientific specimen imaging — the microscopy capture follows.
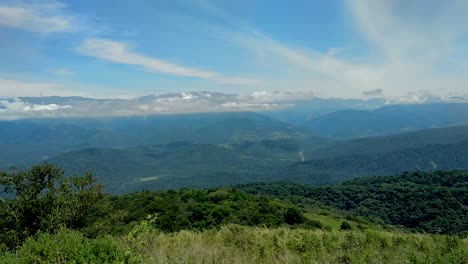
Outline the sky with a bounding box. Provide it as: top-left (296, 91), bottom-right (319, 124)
top-left (1, 0), bottom-right (468, 100)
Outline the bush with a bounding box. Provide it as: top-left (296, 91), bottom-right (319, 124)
top-left (340, 221), bottom-right (353, 230)
top-left (7, 229), bottom-right (138, 263)
top-left (0, 165), bottom-right (104, 249)
top-left (283, 207), bottom-right (305, 225)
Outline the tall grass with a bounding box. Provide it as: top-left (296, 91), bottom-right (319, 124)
top-left (122, 224), bottom-right (467, 264)
top-left (2, 224), bottom-right (466, 263)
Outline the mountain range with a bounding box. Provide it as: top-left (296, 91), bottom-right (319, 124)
top-left (45, 125), bottom-right (468, 193)
top-left (1, 94), bottom-right (468, 193)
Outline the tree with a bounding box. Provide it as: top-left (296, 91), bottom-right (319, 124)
top-left (0, 164), bottom-right (104, 249)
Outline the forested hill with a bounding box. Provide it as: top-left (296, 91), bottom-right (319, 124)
top-left (238, 170), bottom-right (468, 235)
top-left (282, 141), bottom-right (468, 184)
top-left (0, 112), bottom-right (313, 168)
top-left (306, 125), bottom-right (468, 159)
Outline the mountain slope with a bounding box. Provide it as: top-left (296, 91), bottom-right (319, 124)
top-left (0, 112), bottom-right (310, 168)
top-left (307, 103), bottom-right (468, 139)
top-left (282, 141), bottom-right (468, 184)
top-left (48, 138), bottom-right (468, 193)
top-left (49, 142), bottom-right (297, 193)
top-left (306, 125), bottom-right (468, 159)
top-left (238, 170), bottom-right (468, 235)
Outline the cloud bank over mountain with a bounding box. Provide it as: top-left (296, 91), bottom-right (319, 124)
top-left (1, 90), bottom-right (467, 120)
top-left (0, 91), bottom-right (313, 119)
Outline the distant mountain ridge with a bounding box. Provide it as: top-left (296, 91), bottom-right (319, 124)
top-left (307, 103), bottom-right (468, 138)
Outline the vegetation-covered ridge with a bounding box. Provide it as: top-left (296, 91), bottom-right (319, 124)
top-left (46, 126), bottom-right (468, 193)
top-left (1, 165), bottom-right (467, 263)
top-left (239, 170), bottom-right (468, 236)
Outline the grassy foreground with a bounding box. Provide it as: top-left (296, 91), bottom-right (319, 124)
top-left (3, 224), bottom-right (466, 263)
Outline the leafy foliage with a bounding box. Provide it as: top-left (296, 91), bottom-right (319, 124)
top-left (101, 188), bottom-right (311, 234)
top-left (1, 229), bottom-right (136, 264)
top-left (0, 165), bottom-right (104, 248)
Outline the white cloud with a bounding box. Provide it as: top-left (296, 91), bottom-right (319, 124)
top-left (247, 90), bottom-right (315, 103)
top-left (77, 38), bottom-right (264, 86)
top-left (0, 2), bottom-right (75, 33)
top-left (346, 0), bottom-right (468, 97)
top-left (0, 98), bottom-right (72, 119)
top-left (231, 32), bottom-right (381, 98)
top-left (0, 98), bottom-right (71, 111)
top-left (0, 91), bottom-right (302, 119)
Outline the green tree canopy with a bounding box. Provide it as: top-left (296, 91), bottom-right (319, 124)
top-left (0, 165), bottom-right (104, 249)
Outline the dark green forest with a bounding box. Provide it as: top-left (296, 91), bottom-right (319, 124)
top-left (239, 170), bottom-right (468, 235)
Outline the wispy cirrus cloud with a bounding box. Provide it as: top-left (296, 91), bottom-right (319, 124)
top-left (346, 0), bottom-right (468, 98)
top-left (193, 0), bottom-right (468, 99)
top-left (230, 31), bottom-right (380, 98)
top-left (77, 38), bottom-right (264, 86)
top-left (0, 2), bottom-right (75, 33)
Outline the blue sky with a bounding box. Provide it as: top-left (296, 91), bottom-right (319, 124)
top-left (1, 0), bottom-right (468, 100)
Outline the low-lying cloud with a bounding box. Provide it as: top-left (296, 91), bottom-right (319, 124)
top-left (1, 90), bottom-right (466, 120)
top-left (0, 98), bottom-right (72, 119)
top-left (0, 91), bottom-right (315, 120)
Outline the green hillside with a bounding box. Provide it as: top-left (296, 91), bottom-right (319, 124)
top-left (1, 166), bottom-right (467, 263)
top-left (283, 141), bottom-right (468, 184)
top-left (239, 171), bottom-right (468, 235)
top-left (49, 138), bottom-right (468, 192)
top-left (49, 142), bottom-right (296, 193)
top-left (306, 125), bottom-right (468, 159)
top-left (0, 112), bottom-right (311, 168)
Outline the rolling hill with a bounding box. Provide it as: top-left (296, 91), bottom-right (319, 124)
top-left (0, 112), bottom-right (311, 168)
top-left (305, 125), bottom-right (468, 159)
top-left (49, 142), bottom-right (298, 193)
top-left (238, 170), bottom-right (468, 235)
top-left (47, 133), bottom-right (468, 193)
top-left (282, 141), bottom-right (468, 184)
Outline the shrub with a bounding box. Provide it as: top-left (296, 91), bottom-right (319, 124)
top-left (340, 221), bottom-right (353, 230)
top-left (0, 165), bottom-right (104, 249)
top-left (9, 229), bottom-right (138, 263)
